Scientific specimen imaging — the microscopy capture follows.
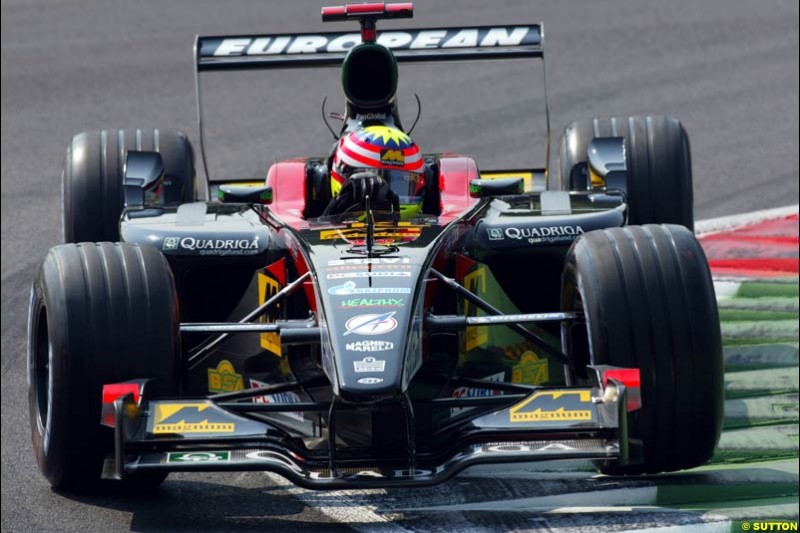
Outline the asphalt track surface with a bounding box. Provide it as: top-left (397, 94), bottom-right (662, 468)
top-left (1, 1), bottom-right (798, 532)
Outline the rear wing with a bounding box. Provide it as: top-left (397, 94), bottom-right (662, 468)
top-left (193, 22), bottom-right (549, 186)
top-left (196, 25), bottom-right (542, 71)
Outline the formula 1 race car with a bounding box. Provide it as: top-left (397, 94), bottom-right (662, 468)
top-left (28, 3), bottom-right (723, 492)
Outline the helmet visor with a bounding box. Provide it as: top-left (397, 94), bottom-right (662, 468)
top-left (383, 169), bottom-right (424, 204)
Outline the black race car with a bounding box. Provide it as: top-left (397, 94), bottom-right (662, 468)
top-left (28, 3), bottom-right (723, 491)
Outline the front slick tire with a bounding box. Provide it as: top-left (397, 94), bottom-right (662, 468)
top-left (28, 243), bottom-right (179, 492)
top-left (561, 225), bottom-right (723, 474)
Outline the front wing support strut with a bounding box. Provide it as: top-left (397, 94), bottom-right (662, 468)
top-left (429, 269), bottom-right (570, 364)
top-left (187, 271), bottom-right (311, 370)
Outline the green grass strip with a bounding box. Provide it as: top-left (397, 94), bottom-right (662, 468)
top-left (722, 320), bottom-right (799, 342)
top-left (737, 283), bottom-right (799, 299)
top-left (724, 337), bottom-right (800, 347)
top-left (725, 343), bottom-right (799, 371)
top-left (718, 297), bottom-right (799, 313)
top-left (713, 424), bottom-right (799, 463)
top-left (723, 392), bottom-right (799, 430)
top-left (725, 368), bottom-right (800, 399)
top-left (655, 484), bottom-right (798, 507)
top-left (719, 309), bottom-right (799, 322)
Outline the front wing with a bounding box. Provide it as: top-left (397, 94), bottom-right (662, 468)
top-left (102, 378), bottom-right (639, 489)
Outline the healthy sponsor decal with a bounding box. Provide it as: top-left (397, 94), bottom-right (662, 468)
top-left (327, 271), bottom-right (411, 279)
top-left (357, 377), bottom-right (384, 385)
top-left (151, 402), bottom-right (236, 434)
top-left (207, 27), bottom-right (538, 57)
top-left (207, 359), bottom-right (244, 393)
top-left (345, 340), bottom-right (395, 352)
top-left (353, 356), bottom-right (386, 373)
top-left (249, 379), bottom-right (304, 421)
top-left (167, 451), bottom-right (230, 463)
top-left (509, 390), bottom-right (594, 423)
top-left (163, 236), bottom-right (261, 256)
top-left (502, 225), bottom-right (584, 244)
top-left (344, 312), bottom-right (398, 336)
top-left (339, 297), bottom-right (404, 309)
top-left (328, 281), bottom-right (411, 296)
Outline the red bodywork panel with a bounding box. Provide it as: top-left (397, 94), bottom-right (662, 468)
top-left (101, 382), bottom-right (143, 428)
top-left (437, 156), bottom-right (480, 224)
top-left (602, 368), bottom-right (642, 412)
top-left (265, 158), bottom-right (308, 228)
top-left (265, 155), bottom-right (479, 230)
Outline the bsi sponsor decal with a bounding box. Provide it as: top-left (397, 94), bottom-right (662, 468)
top-left (207, 359), bottom-right (244, 393)
top-left (512, 351), bottom-right (549, 386)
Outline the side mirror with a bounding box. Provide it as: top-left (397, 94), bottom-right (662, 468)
top-left (217, 184), bottom-right (273, 205)
top-left (124, 151), bottom-right (165, 207)
top-left (469, 178), bottom-right (524, 198)
top-left (587, 137), bottom-right (627, 193)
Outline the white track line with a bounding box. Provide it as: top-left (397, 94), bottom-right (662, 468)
top-left (695, 204), bottom-right (798, 236)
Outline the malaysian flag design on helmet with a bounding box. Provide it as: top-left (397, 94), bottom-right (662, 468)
top-left (332, 126), bottom-right (423, 190)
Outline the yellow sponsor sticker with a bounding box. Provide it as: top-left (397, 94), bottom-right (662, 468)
top-left (319, 227), bottom-right (421, 241)
top-left (257, 273), bottom-right (282, 357)
top-left (380, 148), bottom-right (405, 166)
top-left (207, 359), bottom-right (244, 393)
top-left (509, 390), bottom-right (593, 423)
top-left (319, 221), bottom-right (422, 242)
top-left (463, 266), bottom-right (489, 351)
top-left (512, 351), bottom-right (549, 386)
top-left (152, 402), bottom-right (235, 434)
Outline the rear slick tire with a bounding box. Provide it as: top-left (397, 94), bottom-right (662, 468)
top-left (558, 116), bottom-right (694, 230)
top-left (62, 128), bottom-right (197, 243)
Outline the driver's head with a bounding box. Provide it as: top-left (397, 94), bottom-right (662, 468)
top-left (331, 125), bottom-right (425, 207)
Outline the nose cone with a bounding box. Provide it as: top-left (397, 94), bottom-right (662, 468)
top-left (318, 261), bottom-right (422, 399)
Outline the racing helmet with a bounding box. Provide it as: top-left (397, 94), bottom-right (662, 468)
top-left (331, 125), bottom-right (425, 212)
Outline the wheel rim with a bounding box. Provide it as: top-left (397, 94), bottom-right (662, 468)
top-left (33, 306), bottom-right (52, 430)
